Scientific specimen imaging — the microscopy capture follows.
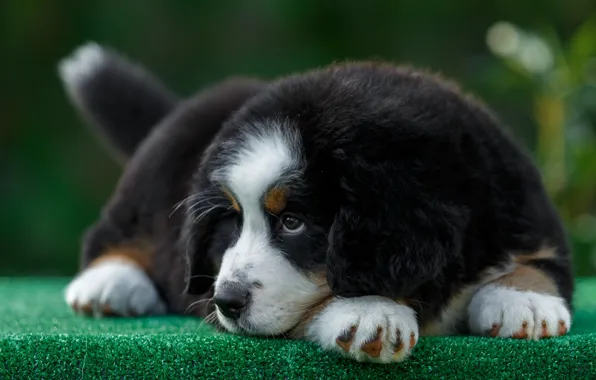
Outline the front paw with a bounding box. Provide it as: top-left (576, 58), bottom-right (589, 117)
top-left (305, 296), bottom-right (419, 363)
top-left (65, 260), bottom-right (166, 317)
top-left (468, 284), bottom-right (571, 339)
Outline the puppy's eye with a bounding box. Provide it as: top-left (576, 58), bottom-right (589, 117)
top-left (280, 213), bottom-right (306, 234)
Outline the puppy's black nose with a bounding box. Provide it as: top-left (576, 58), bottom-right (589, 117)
top-left (213, 282), bottom-right (250, 320)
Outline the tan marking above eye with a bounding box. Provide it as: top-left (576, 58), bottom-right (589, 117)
top-left (222, 188), bottom-right (241, 212)
top-left (264, 186), bottom-right (288, 214)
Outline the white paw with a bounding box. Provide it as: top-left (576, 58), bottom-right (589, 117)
top-left (468, 284), bottom-right (571, 339)
top-left (58, 42), bottom-right (106, 90)
top-left (305, 296), bottom-right (419, 363)
top-left (65, 260), bottom-right (166, 317)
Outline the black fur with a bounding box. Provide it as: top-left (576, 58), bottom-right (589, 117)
top-left (191, 63), bottom-right (573, 318)
top-left (62, 51), bottom-right (573, 330)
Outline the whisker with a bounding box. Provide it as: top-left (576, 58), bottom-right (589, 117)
top-left (187, 274), bottom-right (216, 281)
top-left (170, 191), bottom-right (226, 218)
top-left (187, 196), bottom-right (225, 211)
top-left (170, 194), bottom-right (209, 217)
top-left (170, 196), bottom-right (197, 217)
top-left (192, 204), bottom-right (227, 223)
top-left (184, 298), bottom-right (213, 315)
top-left (199, 311), bottom-right (218, 329)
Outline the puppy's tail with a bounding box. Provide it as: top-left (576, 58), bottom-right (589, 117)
top-left (57, 42), bottom-right (178, 162)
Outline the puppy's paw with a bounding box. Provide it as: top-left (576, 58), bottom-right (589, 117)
top-left (305, 296), bottom-right (419, 363)
top-left (65, 260), bottom-right (166, 317)
top-left (468, 284), bottom-right (571, 339)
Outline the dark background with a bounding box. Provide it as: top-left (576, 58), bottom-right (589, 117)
top-left (2, 0), bottom-right (595, 277)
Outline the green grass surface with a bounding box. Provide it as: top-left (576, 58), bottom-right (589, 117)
top-left (1, 277), bottom-right (595, 379)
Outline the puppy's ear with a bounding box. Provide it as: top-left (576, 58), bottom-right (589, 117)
top-left (180, 203), bottom-right (223, 295)
top-left (326, 160), bottom-right (469, 299)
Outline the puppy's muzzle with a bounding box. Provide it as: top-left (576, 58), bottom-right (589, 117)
top-left (213, 281), bottom-right (251, 320)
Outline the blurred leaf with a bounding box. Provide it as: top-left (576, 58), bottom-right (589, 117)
top-left (568, 14), bottom-right (596, 85)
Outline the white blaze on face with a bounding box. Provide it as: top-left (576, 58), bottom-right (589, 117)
top-left (211, 122), bottom-right (321, 335)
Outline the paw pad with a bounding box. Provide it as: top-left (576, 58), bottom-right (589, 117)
top-left (484, 319), bottom-right (569, 340)
top-left (409, 331), bottom-right (417, 348)
top-left (511, 321), bottom-right (529, 339)
top-left (79, 303), bottom-right (93, 316)
top-left (541, 320), bottom-right (549, 338)
top-left (558, 320), bottom-right (568, 335)
top-left (71, 301), bottom-right (122, 317)
top-left (360, 327), bottom-right (383, 358)
top-left (336, 326), bottom-right (357, 352)
top-left (334, 324), bottom-right (417, 360)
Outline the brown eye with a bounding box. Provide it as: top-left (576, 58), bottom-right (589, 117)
top-left (280, 214), bottom-right (306, 234)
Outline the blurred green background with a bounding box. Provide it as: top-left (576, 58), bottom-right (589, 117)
top-left (1, 0), bottom-right (595, 277)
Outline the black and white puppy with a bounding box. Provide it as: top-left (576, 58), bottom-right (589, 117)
top-left (58, 42), bottom-right (574, 363)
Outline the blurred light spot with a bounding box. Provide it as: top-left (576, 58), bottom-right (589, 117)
top-left (486, 21), bottom-right (519, 57)
top-left (486, 21), bottom-right (554, 75)
top-left (518, 37), bottom-right (553, 74)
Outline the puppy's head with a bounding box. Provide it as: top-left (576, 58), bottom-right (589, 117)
top-left (183, 62), bottom-right (472, 336)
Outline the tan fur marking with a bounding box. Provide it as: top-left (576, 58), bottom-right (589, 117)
top-left (409, 332), bottom-right (416, 348)
top-left (89, 243), bottom-right (153, 273)
top-left (308, 270), bottom-right (331, 288)
top-left (287, 271), bottom-right (332, 339)
top-left (558, 320), bottom-right (568, 336)
top-left (490, 324), bottom-right (500, 337)
top-left (222, 188), bottom-right (241, 212)
top-left (513, 246), bottom-right (557, 264)
top-left (421, 247), bottom-right (559, 337)
top-left (493, 265), bottom-right (558, 296)
top-left (420, 286), bottom-right (476, 336)
top-left (287, 295), bottom-right (333, 339)
top-left (80, 303), bottom-right (93, 316)
top-left (263, 186), bottom-right (288, 214)
top-left (420, 265), bottom-right (514, 336)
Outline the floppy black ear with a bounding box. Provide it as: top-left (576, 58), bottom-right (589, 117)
top-left (326, 160), bottom-right (470, 299)
top-left (180, 203), bottom-right (223, 295)
top-left (180, 180), bottom-right (242, 295)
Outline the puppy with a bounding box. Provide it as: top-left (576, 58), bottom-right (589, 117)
top-left (58, 42), bottom-right (573, 364)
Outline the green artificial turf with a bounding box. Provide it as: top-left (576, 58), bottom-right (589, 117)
top-left (0, 277), bottom-right (595, 379)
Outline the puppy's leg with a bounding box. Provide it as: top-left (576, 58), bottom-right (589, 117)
top-left (468, 249), bottom-right (571, 339)
top-left (304, 296), bottom-right (419, 363)
top-left (65, 224), bottom-right (166, 318)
